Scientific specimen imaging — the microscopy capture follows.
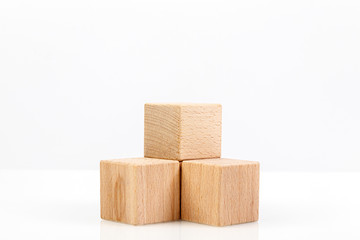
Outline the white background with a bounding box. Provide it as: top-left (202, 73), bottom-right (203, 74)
top-left (1, 0), bottom-right (360, 171)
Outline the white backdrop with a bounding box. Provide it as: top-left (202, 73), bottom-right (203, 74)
top-left (1, 0), bottom-right (359, 170)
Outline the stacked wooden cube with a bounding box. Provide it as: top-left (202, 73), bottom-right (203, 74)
top-left (100, 103), bottom-right (259, 226)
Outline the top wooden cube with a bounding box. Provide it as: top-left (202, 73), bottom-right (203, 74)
top-left (144, 103), bottom-right (222, 161)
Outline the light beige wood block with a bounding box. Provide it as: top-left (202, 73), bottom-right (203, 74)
top-left (181, 158), bottom-right (259, 226)
top-left (100, 158), bottom-right (180, 225)
top-left (144, 103), bottom-right (222, 161)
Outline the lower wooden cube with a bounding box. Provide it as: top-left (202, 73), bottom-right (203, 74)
top-left (100, 158), bottom-right (180, 225)
top-left (181, 158), bottom-right (259, 226)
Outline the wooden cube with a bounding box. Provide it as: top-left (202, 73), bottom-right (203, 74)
top-left (181, 158), bottom-right (259, 226)
top-left (100, 158), bottom-right (180, 225)
top-left (144, 103), bottom-right (222, 160)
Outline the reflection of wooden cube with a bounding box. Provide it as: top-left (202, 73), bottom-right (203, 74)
top-left (144, 103), bottom-right (222, 161)
top-left (181, 158), bottom-right (260, 226)
top-left (100, 158), bottom-right (180, 225)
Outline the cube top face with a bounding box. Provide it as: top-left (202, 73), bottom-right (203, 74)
top-left (144, 103), bottom-right (222, 160)
top-left (183, 158), bottom-right (259, 167)
top-left (101, 157), bottom-right (178, 166)
top-left (100, 158), bottom-right (180, 225)
top-left (181, 158), bottom-right (259, 226)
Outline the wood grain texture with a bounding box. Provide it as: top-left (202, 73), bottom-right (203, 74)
top-left (144, 103), bottom-right (222, 160)
top-left (181, 158), bottom-right (259, 226)
top-left (100, 158), bottom-right (180, 225)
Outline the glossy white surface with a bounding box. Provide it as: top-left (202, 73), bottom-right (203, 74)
top-left (0, 170), bottom-right (359, 239)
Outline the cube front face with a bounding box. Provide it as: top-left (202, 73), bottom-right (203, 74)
top-left (181, 159), bottom-right (259, 226)
top-left (144, 103), bottom-right (222, 160)
top-left (100, 158), bottom-right (180, 225)
top-left (181, 162), bottom-right (222, 225)
top-left (144, 104), bottom-right (181, 160)
top-left (179, 104), bottom-right (222, 160)
top-left (219, 163), bottom-right (259, 226)
top-left (100, 161), bottom-right (137, 224)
